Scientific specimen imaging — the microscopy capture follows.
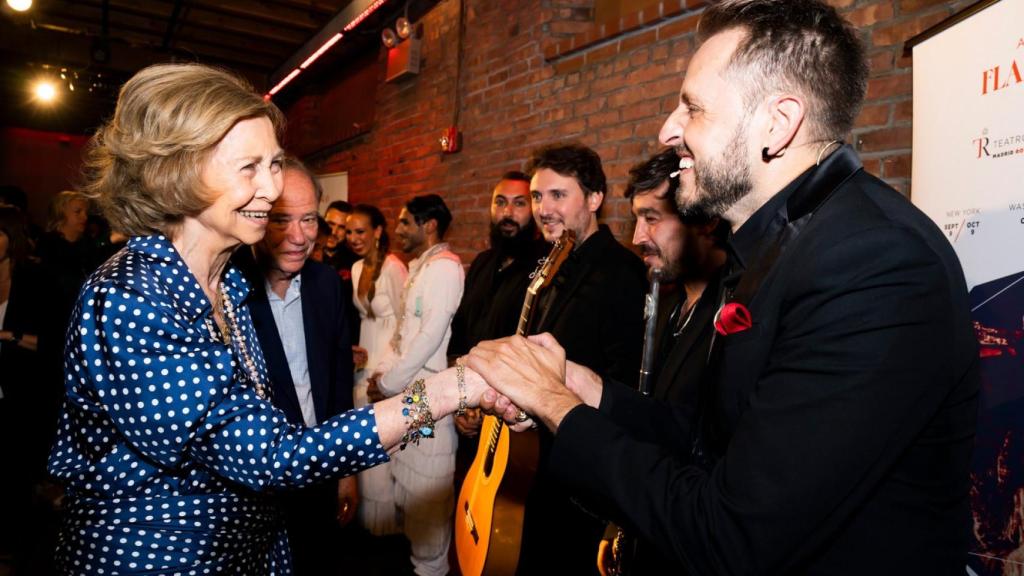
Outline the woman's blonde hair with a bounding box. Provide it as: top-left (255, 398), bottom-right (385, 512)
top-left (82, 63), bottom-right (285, 236)
top-left (46, 190), bottom-right (88, 232)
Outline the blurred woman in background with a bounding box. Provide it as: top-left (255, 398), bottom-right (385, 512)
top-left (0, 204), bottom-right (47, 572)
top-left (346, 204), bottom-right (408, 536)
top-left (35, 190), bottom-right (102, 368)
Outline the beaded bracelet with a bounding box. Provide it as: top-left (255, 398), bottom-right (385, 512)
top-left (399, 379), bottom-right (435, 450)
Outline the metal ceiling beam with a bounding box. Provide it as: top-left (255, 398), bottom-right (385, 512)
top-left (33, 6), bottom-right (286, 65)
top-left (261, 0), bottom-right (344, 17)
top-left (53, 0), bottom-right (308, 48)
top-left (189, 0), bottom-right (324, 32)
top-left (161, 0), bottom-right (184, 50)
top-left (24, 13), bottom-right (280, 73)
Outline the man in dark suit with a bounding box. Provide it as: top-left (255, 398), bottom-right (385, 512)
top-left (511, 143), bottom-right (647, 576)
top-left (468, 2), bottom-right (979, 574)
top-left (625, 149), bottom-right (728, 407)
top-left (244, 158), bottom-right (359, 575)
top-left (599, 149), bottom-right (728, 575)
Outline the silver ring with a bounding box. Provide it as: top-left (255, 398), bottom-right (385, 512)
top-left (515, 409), bottom-right (529, 423)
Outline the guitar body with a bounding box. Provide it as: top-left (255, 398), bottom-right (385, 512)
top-left (455, 230), bottom-right (576, 576)
top-left (455, 416), bottom-right (539, 576)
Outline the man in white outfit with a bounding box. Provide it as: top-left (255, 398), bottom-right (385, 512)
top-left (367, 194), bottom-right (464, 576)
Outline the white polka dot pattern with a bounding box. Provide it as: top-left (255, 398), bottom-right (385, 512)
top-left (47, 236), bottom-right (389, 574)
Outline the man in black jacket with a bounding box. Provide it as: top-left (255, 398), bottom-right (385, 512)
top-left (448, 171), bottom-right (547, 439)
top-left (511, 143), bottom-right (647, 576)
top-left (469, 1), bottom-right (979, 574)
top-left (599, 149), bottom-right (728, 575)
top-left (244, 158), bottom-right (359, 575)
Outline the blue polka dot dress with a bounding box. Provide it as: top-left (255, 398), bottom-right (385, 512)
top-left (47, 236), bottom-right (389, 575)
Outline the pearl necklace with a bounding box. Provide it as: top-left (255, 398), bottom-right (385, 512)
top-left (206, 282), bottom-right (269, 400)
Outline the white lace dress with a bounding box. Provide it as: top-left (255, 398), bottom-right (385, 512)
top-left (351, 253), bottom-right (407, 535)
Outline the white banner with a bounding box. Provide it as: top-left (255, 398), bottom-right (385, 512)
top-left (911, 1), bottom-right (1024, 573)
top-left (912, 0), bottom-right (1024, 290)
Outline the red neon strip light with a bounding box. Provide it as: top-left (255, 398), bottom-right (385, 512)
top-left (344, 0), bottom-right (388, 32)
top-left (300, 32), bottom-right (343, 69)
top-left (267, 0), bottom-right (389, 98)
top-left (268, 68), bottom-right (301, 96)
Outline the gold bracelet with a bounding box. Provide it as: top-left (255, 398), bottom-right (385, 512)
top-left (455, 364), bottom-right (467, 417)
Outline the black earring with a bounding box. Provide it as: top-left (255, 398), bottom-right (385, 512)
top-left (762, 147), bottom-right (771, 162)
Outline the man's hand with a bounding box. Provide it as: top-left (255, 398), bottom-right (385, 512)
top-left (336, 476), bottom-right (359, 526)
top-left (565, 358), bottom-right (603, 409)
top-left (454, 407), bottom-right (483, 437)
top-left (352, 346), bottom-right (369, 370)
top-left (366, 372), bottom-right (385, 402)
top-left (467, 333), bottom-right (582, 431)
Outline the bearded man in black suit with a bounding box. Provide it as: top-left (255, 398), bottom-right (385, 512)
top-left (468, 1), bottom-right (979, 574)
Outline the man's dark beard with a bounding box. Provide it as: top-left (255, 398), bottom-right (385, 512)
top-left (490, 218), bottom-right (538, 257)
top-left (676, 117), bottom-right (753, 220)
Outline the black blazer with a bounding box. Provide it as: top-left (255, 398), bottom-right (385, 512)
top-left (529, 225), bottom-right (647, 384)
top-left (447, 238), bottom-right (549, 358)
top-left (244, 259), bottom-right (354, 426)
top-left (603, 278), bottom-right (724, 576)
top-left (549, 146), bottom-right (979, 575)
top-left (515, 225), bottom-right (647, 576)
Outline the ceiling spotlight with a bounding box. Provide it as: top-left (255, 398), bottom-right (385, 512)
top-left (6, 0), bottom-right (32, 12)
top-left (381, 27), bottom-right (398, 48)
top-left (33, 79), bottom-right (57, 103)
top-left (395, 17), bottom-right (412, 39)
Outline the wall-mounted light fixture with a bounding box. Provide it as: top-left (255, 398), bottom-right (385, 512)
top-left (395, 17), bottom-right (412, 39)
top-left (381, 27), bottom-right (398, 49)
top-left (384, 19), bottom-right (422, 83)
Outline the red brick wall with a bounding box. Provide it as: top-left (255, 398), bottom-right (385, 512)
top-left (289, 0), bottom-right (975, 263)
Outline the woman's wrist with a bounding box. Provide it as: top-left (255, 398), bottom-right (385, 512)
top-left (423, 369), bottom-right (458, 420)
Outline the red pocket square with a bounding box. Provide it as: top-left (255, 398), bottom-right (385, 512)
top-left (714, 302), bottom-right (752, 336)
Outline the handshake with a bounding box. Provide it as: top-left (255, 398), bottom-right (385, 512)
top-left (440, 333), bottom-right (605, 433)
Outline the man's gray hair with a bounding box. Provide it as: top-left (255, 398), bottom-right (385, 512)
top-left (283, 156), bottom-right (324, 203)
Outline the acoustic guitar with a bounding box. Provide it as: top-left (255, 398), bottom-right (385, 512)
top-left (455, 229), bottom-right (576, 576)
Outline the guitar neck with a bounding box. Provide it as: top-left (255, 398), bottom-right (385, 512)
top-left (517, 296), bottom-right (533, 336)
top-left (485, 290), bottom-right (533, 462)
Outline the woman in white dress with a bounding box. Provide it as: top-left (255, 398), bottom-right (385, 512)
top-left (346, 204), bottom-right (408, 535)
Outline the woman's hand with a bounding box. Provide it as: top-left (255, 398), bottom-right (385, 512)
top-left (366, 372), bottom-right (385, 402)
top-left (352, 346), bottom-right (368, 370)
top-left (454, 407), bottom-right (483, 437)
top-left (335, 476), bottom-right (359, 526)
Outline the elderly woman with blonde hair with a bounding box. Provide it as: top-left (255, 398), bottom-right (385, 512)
top-left (47, 63), bottom-right (505, 575)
